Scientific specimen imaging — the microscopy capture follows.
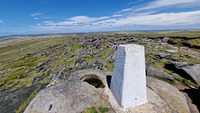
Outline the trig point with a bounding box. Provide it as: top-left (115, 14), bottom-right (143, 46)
top-left (110, 44), bottom-right (147, 109)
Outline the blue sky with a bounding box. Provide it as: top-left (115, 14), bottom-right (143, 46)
top-left (0, 0), bottom-right (200, 36)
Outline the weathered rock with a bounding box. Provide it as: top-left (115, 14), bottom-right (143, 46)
top-left (18, 74), bottom-right (25, 79)
top-left (35, 62), bottom-right (45, 69)
top-left (167, 49), bottom-right (178, 53)
top-left (107, 76), bottom-right (190, 113)
top-left (180, 47), bottom-right (200, 59)
top-left (74, 58), bottom-right (85, 68)
top-left (147, 66), bottom-right (174, 81)
top-left (82, 62), bottom-right (88, 69)
top-left (142, 38), bottom-right (153, 42)
top-left (172, 62), bottom-right (192, 68)
top-left (165, 62), bottom-right (200, 85)
top-left (32, 75), bottom-right (45, 83)
top-left (107, 43), bottom-right (115, 48)
top-left (24, 70), bottom-right (114, 113)
top-left (88, 60), bottom-right (104, 70)
top-left (162, 37), bottom-right (170, 43)
top-left (25, 70), bottom-right (191, 113)
top-left (158, 52), bottom-right (171, 58)
top-left (35, 60), bottom-right (52, 72)
top-left (127, 38), bottom-right (138, 43)
top-left (188, 103), bottom-right (199, 113)
top-left (106, 53), bottom-right (115, 62)
top-left (147, 77), bottom-right (190, 113)
top-left (172, 56), bottom-right (179, 61)
top-left (181, 64), bottom-right (200, 85)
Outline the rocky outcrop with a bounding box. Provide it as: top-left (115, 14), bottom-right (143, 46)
top-left (147, 66), bottom-right (174, 81)
top-left (24, 70), bottom-right (190, 113)
top-left (165, 62), bottom-right (200, 85)
top-left (162, 37), bottom-right (170, 43)
top-left (108, 76), bottom-right (190, 113)
top-left (182, 64), bottom-right (200, 85)
top-left (25, 81), bottom-right (103, 113)
top-left (147, 77), bottom-right (190, 113)
top-left (24, 70), bottom-right (114, 113)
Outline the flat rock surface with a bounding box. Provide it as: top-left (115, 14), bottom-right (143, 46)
top-left (146, 77), bottom-right (190, 113)
top-left (24, 80), bottom-right (102, 113)
top-left (24, 69), bottom-right (114, 113)
top-left (24, 70), bottom-right (190, 113)
top-left (107, 76), bottom-right (190, 113)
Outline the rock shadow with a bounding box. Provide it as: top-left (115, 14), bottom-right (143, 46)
top-left (81, 74), bottom-right (105, 88)
top-left (182, 88), bottom-right (200, 111)
top-left (106, 75), bottom-right (112, 88)
top-left (165, 64), bottom-right (196, 84)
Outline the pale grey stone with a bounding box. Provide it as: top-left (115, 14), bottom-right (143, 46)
top-left (147, 66), bottom-right (175, 81)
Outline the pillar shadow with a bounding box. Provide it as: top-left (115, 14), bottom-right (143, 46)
top-left (106, 75), bottom-right (112, 88)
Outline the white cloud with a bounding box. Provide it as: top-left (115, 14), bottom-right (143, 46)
top-left (113, 10), bottom-right (200, 26)
top-left (136, 0), bottom-right (199, 11)
top-left (114, 0), bottom-right (200, 16)
top-left (43, 21), bottom-right (54, 24)
top-left (115, 8), bottom-right (132, 14)
top-left (31, 13), bottom-right (43, 17)
top-left (34, 0), bottom-right (200, 32)
top-left (67, 16), bottom-right (110, 23)
top-left (34, 17), bottom-right (39, 20)
top-left (36, 16), bottom-right (112, 29)
top-left (31, 13), bottom-right (43, 20)
top-left (36, 10), bottom-right (200, 31)
top-left (112, 14), bottom-right (122, 17)
top-left (0, 20), bottom-right (5, 24)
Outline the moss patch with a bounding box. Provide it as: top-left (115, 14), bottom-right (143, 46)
top-left (82, 106), bottom-right (109, 113)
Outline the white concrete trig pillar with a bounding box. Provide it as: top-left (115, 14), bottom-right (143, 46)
top-left (110, 44), bottom-right (147, 109)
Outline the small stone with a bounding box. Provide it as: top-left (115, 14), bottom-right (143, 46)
top-left (18, 74), bottom-right (25, 79)
top-left (166, 49), bottom-right (178, 53)
top-left (158, 52), bottom-right (171, 58)
top-left (162, 37), bottom-right (170, 43)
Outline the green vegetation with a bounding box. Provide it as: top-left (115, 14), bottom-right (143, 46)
top-left (116, 31), bottom-right (200, 38)
top-left (187, 39), bottom-right (200, 47)
top-left (71, 43), bottom-right (82, 51)
top-left (98, 106), bottom-right (109, 113)
top-left (82, 106), bottom-right (109, 113)
top-left (0, 36), bottom-right (70, 62)
top-left (100, 48), bottom-right (111, 59)
top-left (84, 57), bottom-right (94, 63)
top-left (175, 76), bottom-right (199, 88)
top-left (102, 60), bottom-right (114, 71)
top-left (83, 107), bottom-right (98, 113)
